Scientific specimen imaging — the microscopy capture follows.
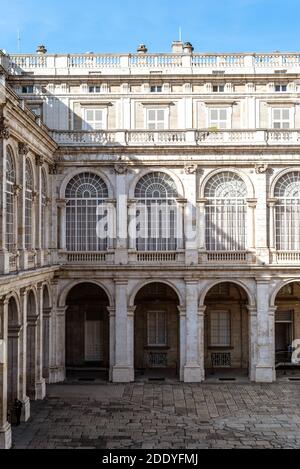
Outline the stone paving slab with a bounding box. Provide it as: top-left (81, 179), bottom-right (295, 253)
top-left (11, 382), bottom-right (300, 449)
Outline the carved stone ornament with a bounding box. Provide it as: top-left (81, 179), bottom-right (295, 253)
top-left (49, 163), bottom-right (57, 175)
top-left (184, 163), bottom-right (197, 175)
top-left (255, 163), bottom-right (268, 174)
top-left (114, 163), bottom-right (128, 174)
top-left (13, 184), bottom-right (22, 197)
top-left (35, 155), bottom-right (44, 166)
top-left (18, 142), bottom-right (29, 156)
top-left (0, 117), bottom-right (10, 139)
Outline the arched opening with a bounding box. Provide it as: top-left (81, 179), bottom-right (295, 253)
top-left (134, 282), bottom-right (180, 381)
top-left (26, 291), bottom-right (38, 398)
top-left (204, 282), bottom-right (249, 380)
top-left (7, 297), bottom-right (20, 406)
top-left (65, 283), bottom-right (109, 381)
top-left (42, 286), bottom-right (51, 381)
top-left (274, 282), bottom-right (300, 379)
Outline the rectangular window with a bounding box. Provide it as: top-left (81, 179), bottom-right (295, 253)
top-left (21, 85), bottom-right (34, 94)
top-left (275, 84), bottom-right (287, 92)
top-left (209, 108), bottom-right (228, 129)
top-left (272, 108), bottom-right (290, 129)
top-left (84, 318), bottom-right (103, 361)
top-left (210, 310), bottom-right (231, 347)
top-left (147, 311), bottom-right (167, 346)
top-left (28, 104), bottom-right (43, 119)
top-left (89, 86), bottom-right (101, 93)
top-left (147, 108), bottom-right (166, 130)
top-left (150, 85), bottom-right (162, 93)
top-left (213, 85), bottom-right (225, 92)
top-left (84, 108), bottom-right (105, 130)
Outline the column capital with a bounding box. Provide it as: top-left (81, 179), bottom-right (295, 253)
top-left (177, 306), bottom-right (186, 317)
top-left (127, 306), bottom-right (136, 317)
top-left (114, 279), bottom-right (128, 286)
top-left (56, 198), bottom-right (66, 208)
top-left (35, 155), bottom-right (44, 167)
top-left (246, 198), bottom-right (257, 208)
top-left (18, 142), bottom-right (29, 157)
top-left (13, 184), bottom-right (23, 197)
top-left (267, 198), bottom-right (278, 206)
top-left (56, 306), bottom-right (67, 316)
top-left (0, 116), bottom-right (10, 139)
top-left (184, 278), bottom-right (199, 285)
top-left (256, 277), bottom-right (271, 285)
top-left (196, 198), bottom-right (208, 204)
top-left (107, 306), bottom-right (115, 317)
top-left (198, 306), bottom-right (206, 315)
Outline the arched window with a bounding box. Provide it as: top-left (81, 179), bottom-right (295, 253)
top-left (65, 172), bottom-right (108, 251)
top-left (6, 148), bottom-right (16, 252)
top-left (204, 172), bottom-right (247, 251)
top-left (274, 171), bottom-right (300, 250)
top-left (135, 172), bottom-right (178, 251)
top-left (25, 160), bottom-right (33, 250)
top-left (41, 170), bottom-right (47, 249)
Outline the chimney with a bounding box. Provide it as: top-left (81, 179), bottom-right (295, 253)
top-left (183, 42), bottom-right (194, 54)
top-left (137, 44), bottom-right (148, 54)
top-left (36, 45), bottom-right (47, 54)
top-left (171, 41), bottom-right (183, 53)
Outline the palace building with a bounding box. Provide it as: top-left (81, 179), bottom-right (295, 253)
top-left (1, 41), bottom-right (300, 448)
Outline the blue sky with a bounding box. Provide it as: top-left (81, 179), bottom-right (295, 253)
top-left (0, 0), bottom-right (299, 54)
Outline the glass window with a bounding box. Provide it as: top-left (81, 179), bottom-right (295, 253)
top-left (272, 108), bottom-right (290, 129)
top-left (147, 311), bottom-right (167, 346)
top-left (209, 108), bottom-right (228, 129)
top-left (213, 85), bottom-right (225, 92)
top-left (21, 85), bottom-right (34, 94)
top-left (84, 108), bottom-right (105, 130)
top-left (147, 108), bottom-right (166, 130)
top-left (275, 171), bottom-right (300, 251)
top-left (275, 84), bottom-right (287, 92)
top-left (6, 149), bottom-right (16, 252)
top-left (150, 85), bottom-right (162, 93)
top-left (210, 310), bottom-right (231, 347)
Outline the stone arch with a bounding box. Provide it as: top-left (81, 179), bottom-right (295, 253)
top-left (58, 280), bottom-right (114, 308)
top-left (270, 278), bottom-right (300, 307)
top-left (4, 142), bottom-right (19, 182)
top-left (199, 279), bottom-right (256, 307)
top-left (128, 168), bottom-right (185, 199)
top-left (199, 168), bottom-right (255, 199)
top-left (59, 168), bottom-right (114, 199)
top-left (269, 168), bottom-right (300, 197)
top-left (129, 279), bottom-right (184, 308)
top-left (6, 292), bottom-right (21, 326)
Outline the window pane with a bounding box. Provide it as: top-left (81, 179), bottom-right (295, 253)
top-left (157, 110), bottom-right (165, 121)
top-left (148, 110), bottom-right (155, 120)
top-left (282, 109), bottom-right (290, 120)
top-left (95, 110), bottom-right (103, 121)
top-left (210, 109), bottom-right (218, 120)
top-left (86, 110), bottom-right (93, 120)
top-left (273, 109), bottom-right (281, 119)
top-left (220, 109), bottom-right (227, 120)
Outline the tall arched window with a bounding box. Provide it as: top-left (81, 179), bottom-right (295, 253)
top-left (65, 172), bottom-right (108, 251)
top-left (135, 172), bottom-right (178, 251)
top-left (205, 172), bottom-right (247, 251)
top-left (6, 148), bottom-right (16, 252)
top-left (41, 170), bottom-right (47, 249)
top-left (274, 171), bottom-right (300, 250)
top-left (25, 160), bottom-right (33, 250)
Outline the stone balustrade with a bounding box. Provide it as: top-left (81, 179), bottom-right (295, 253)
top-left (50, 129), bottom-right (300, 146)
top-left (4, 52), bottom-right (300, 75)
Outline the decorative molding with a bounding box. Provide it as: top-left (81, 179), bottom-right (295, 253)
top-left (35, 155), bottom-right (44, 167)
top-left (255, 163), bottom-right (268, 174)
top-left (13, 184), bottom-right (22, 197)
top-left (184, 163), bottom-right (197, 175)
top-left (114, 163), bottom-right (128, 174)
top-left (0, 117), bottom-right (10, 139)
top-left (18, 142), bottom-right (29, 157)
top-left (32, 191), bottom-right (39, 202)
top-left (45, 196), bottom-right (52, 206)
top-left (49, 163), bottom-right (57, 175)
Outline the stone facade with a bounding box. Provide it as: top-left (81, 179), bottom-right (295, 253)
top-left (1, 42), bottom-right (300, 447)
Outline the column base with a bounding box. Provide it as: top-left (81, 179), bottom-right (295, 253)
top-left (35, 379), bottom-right (46, 400)
top-left (112, 366), bottom-right (134, 383)
top-left (255, 365), bottom-right (275, 383)
top-left (48, 366), bottom-right (65, 383)
top-left (183, 365), bottom-right (205, 383)
top-left (0, 422), bottom-right (12, 449)
top-left (21, 396), bottom-right (30, 422)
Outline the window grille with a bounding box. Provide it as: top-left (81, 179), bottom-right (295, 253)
top-left (25, 160), bottom-right (33, 250)
top-left (135, 172), bottom-right (178, 251)
top-left (275, 172), bottom-right (300, 250)
top-left (65, 172), bottom-right (108, 251)
top-left (147, 311), bottom-right (167, 346)
top-left (6, 149), bottom-right (15, 252)
top-left (204, 172), bottom-right (247, 251)
top-left (210, 310), bottom-right (231, 347)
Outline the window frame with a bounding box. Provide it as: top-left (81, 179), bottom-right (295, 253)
top-left (270, 107), bottom-right (292, 129)
top-left (147, 310), bottom-right (167, 347)
top-left (208, 107), bottom-right (230, 129)
top-left (82, 107), bottom-right (108, 130)
top-left (209, 309), bottom-right (231, 347)
top-left (145, 107), bottom-right (169, 130)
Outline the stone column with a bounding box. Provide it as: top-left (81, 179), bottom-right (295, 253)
top-left (112, 280), bottom-right (134, 382)
top-left (247, 306), bottom-right (257, 381)
top-left (35, 156), bottom-right (43, 266)
top-left (267, 198), bottom-right (278, 254)
top-left (177, 306), bottom-right (186, 381)
top-left (184, 280), bottom-right (205, 382)
top-left (0, 297), bottom-right (11, 449)
top-left (197, 198), bottom-right (207, 263)
top-left (254, 165), bottom-right (269, 264)
top-left (48, 280), bottom-right (59, 383)
top-left (114, 165), bottom-right (128, 264)
top-left (176, 199), bottom-right (185, 250)
top-left (55, 307), bottom-right (67, 382)
top-left (19, 288), bottom-right (30, 421)
top-left (34, 283), bottom-right (46, 399)
top-left (183, 165), bottom-right (198, 265)
top-left (42, 307), bottom-right (52, 382)
top-left (128, 199), bottom-right (137, 251)
top-left (0, 139), bottom-right (9, 274)
top-left (127, 306), bottom-right (135, 374)
top-left (107, 307), bottom-right (115, 382)
top-left (18, 143), bottom-right (29, 270)
top-left (255, 278), bottom-right (275, 382)
top-left (26, 314), bottom-right (38, 400)
top-left (246, 198), bottom-right (257, 250)
top-left (56, 199), bottom-right (66, 251)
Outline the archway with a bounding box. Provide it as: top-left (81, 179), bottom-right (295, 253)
top-left (134, 282), bottom-right (180, 381)
top-left (42, 285), bottom-right (51, 381)
top-left (65, 283), bottom-right (109, 381)
top-left (204, 282), bottom-right (249, 380)
top-left (274, 282), bottom-right (300, 378)
top-left (26, 290), bottom-right (38, 398)
top-left (7, 297), bottom-right (20, 406)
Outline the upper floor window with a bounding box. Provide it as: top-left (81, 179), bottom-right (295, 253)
top-left (83, 108), bottom-right (106, 130)
top-left (65, 172), bottom-right (109, 252)
top-left (146, 109), bottom-right (167, 130)
top-left (150, 85), bottom-right (162, 93)
top-left (28, 104), bottom-right (43, 119)
top-left (275, 84), bottom-right (287, 92)
top-left (135, 172), bottom-right (178, 251)
top-left (204, 172), bottom-right (247, 251)
top-left (41, 170), bottom-right (47, 249)
top-left (25, 160), bottom-right (33, 250)
top-left (275, 171), bottom-right (300, 251)
top-left (6, 148), bottom-right (16, 252)
top-left (21, 85), bottom-right (34, 94)
top-left (208, 108), bottom-right (228, 129)
top-left (88, 86), bottom-right (101, 93)
top-left (272, 108), bottom-right (291, 129)
top-left (212, 85), bottom-right (225, 93)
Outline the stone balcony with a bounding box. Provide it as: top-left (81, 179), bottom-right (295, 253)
top-left (2, 52), bottom-right (300, 75)
top-left (50, 129), bottom-right (300, 147)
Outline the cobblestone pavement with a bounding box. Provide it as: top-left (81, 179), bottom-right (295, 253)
top-left (12, 382), bottom-right (300, 449)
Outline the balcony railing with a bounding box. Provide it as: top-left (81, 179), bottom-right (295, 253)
top-left (50, 129), bottom-right (300, 147)
top-left (204, 251), bottom-right (251, 263)
top-left (274, 251), bottom-right (300, 263)
top-left (5, 52), bottom-right (300, 75)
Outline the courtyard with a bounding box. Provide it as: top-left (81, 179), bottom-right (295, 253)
top-left (11, 380), bottom-right (300, 449)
